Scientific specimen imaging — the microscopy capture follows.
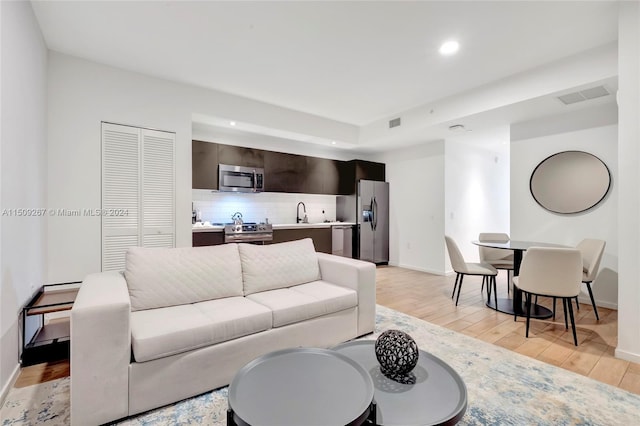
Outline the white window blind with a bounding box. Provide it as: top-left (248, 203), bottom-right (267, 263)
top-left (101, 122), bottom-right (175, 271)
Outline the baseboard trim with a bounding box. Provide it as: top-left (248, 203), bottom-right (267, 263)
top-left (576, 296), bottom-right (618, 310)
top-left (0, 363), bottom-right (20, 407)
top-left (388, 262), bottom-right (446, 276)
top-left (615, 347), bottom-right (640, 364)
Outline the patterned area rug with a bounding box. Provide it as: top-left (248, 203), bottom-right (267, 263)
top-left (2, 305), bottom-right (640, 425)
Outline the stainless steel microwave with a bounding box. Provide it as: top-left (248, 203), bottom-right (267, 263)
top-left (218, 164), bottom-right (265, 193)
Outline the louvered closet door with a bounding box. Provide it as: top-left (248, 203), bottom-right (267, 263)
top-left (102, 123), bottom-right (140, 271)
top-left (102, 123), bottom-right (176, 271)
top-left (142, 129), bottom-right (175, 248)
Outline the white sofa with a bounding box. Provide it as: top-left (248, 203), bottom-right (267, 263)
top-left (70, 238), bottom-right (376, 425)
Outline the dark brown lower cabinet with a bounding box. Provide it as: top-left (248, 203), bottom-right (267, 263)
top-left (270, 228), bottom-right (332, 254)
top-left (192, 232), bottom-right (224, 247)
top-left (192, 229), bottom-right (331, 253)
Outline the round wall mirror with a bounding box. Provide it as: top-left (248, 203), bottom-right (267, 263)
top-left (530, 151), bottom-right (611, 214)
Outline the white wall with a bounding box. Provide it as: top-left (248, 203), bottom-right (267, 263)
top-left (511, 112), bottom-right (618, 309)
top-left (0, 0), bottom-right (48, 397)
top-left (372, 128), bottom-right (510, 276)
top-left (616, 1), bottom-right (640, 363)
top-left (192, 124), bottom-right (365, 162)
top-left (46, 52), bottom-right (358, 283)
top-left (444, 127), bottom-right (511, 267)
top-left (374, 142), bottom-right (445, 274)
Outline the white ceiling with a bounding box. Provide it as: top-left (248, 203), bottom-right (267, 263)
top-left (31, 1), bottom-right (619, 128)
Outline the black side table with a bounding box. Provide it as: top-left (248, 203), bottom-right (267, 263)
top-left (21, 282), bottom-right (80, 366)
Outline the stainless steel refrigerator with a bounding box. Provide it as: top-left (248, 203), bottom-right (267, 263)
top-left (337, 180), bottom-right (389, 264)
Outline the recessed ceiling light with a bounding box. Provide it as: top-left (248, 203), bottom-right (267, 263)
top-left (229, 121), bottom-right (236, 126)
top-left (331, 141), bottom-right (336, 145)
top-left (439, 40), bottom-right (459, 56)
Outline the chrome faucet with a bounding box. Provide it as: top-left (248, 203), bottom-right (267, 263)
top-left (296, 202), bottom-right (308, 223)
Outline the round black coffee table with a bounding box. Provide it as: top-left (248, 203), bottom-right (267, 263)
top-left (334, 340), bottom-right (467, 426)
top-left (227, 347), bottom-right (376, 426)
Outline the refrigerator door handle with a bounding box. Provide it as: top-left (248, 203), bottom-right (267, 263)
top-left (369, 197), bottom-right (376, 231)
top-left (372, 196), bottom-right (378, 231)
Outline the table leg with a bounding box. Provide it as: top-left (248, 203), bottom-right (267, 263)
top-left (513, 250), bottom-right (523, 276)
top-left (369, 400), bottom-right (377, 426)
top-left (227, 408), bottom-right (235, 426)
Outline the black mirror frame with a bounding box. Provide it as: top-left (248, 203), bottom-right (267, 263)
top-left (529, 150), bottom-right (611, 215)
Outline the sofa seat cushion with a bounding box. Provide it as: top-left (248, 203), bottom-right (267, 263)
top-left (125, 244), bottom-right (244, 312)
top-left (239, 238), bottom-right (321, 295)
top-left (246, 280), bottom-right (357, 328)
top-left (131, 297), bottom-right (272, 362)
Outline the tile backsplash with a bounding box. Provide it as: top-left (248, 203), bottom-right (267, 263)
top-left (193, 190), bottom-right (337, 224)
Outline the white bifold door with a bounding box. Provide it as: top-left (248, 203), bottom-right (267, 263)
top-left (101, 122), bottom-right (175, 271)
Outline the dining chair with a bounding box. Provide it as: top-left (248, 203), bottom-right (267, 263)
top-left (513, 247), bottom-right (582, 346)
top-left (576, 238), bottom-right (606, 320)
top-left (478, 232), bottom-right (514, 294)
top-left (445, 236), bottom-right (498, 306)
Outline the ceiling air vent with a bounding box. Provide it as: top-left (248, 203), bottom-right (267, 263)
top-left (389, 117), bottom-right (401, 128)
top-left (557, 85), bottom-right (610, 105)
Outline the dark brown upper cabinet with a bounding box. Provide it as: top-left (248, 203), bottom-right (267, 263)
top-left (192, 141), bottom-right (384, 195)
top-left (217, 144), bottom-right (264, 168)
top-left (354, 159), bottom-right (385, 182)
top-left (264, 151), bottom-right (307, 193)
top-left (339, 160), bottom-right (386, 194)
top-left (306, 157), bottom-right (341, 195)
top-left (192, 140), bottom-right (218, 190)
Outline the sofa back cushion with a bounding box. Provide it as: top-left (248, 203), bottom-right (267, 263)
top-left (125, 244), bottom-right (243, 311)
top-left (239, 238), bottom-right (321, 295)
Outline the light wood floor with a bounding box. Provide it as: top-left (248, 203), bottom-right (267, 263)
top-left (376, 265), bottom-right (640, 395)
top-left (14, 266), bottom-right (640, 396)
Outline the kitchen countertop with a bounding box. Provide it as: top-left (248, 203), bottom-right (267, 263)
top-left (192, 222), bottom-right (355, 232)
top-left (273, 222), bottom-right (355, 230)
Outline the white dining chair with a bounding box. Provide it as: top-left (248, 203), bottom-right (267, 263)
top-left (576, 238), bottom-right (606, 320)
top-left (478, 232), bottom-right (514, 294)
top-left (513, 247), bottom-right (583, 346)
top-left (445, 236), bottom-right (498, 306)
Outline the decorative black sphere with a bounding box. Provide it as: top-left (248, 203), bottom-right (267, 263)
top-left (374, 330), bottom-right (419, 377)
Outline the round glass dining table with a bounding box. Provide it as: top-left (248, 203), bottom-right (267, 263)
top-left (472, 240), bottom-right (567, 319)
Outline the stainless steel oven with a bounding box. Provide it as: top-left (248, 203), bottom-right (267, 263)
top-left (218, 164), bottom-right (265, 193)
top-left (224, 223), bottom-right (273, 243)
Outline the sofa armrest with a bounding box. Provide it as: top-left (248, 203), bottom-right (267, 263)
top-left (316, 252), bottom-right (376, 336)
top-left (71, 271), bottom-right (131, 425)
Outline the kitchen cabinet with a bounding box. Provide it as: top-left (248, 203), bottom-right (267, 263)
top-left (218, 144), bottom-right (264, 168)
top-left (354, 159), bottom-right (385, 182)
top-left (191, 140), bottom-right (384, 195)
top-left (271, 228), bottom-right (332, 254)
top-left (266, 153), bottom-right (341, 195)
top-left (192, 140), bottom-right (218, 190)
top-left (306, 157), bottom-right (341, 195)
top-left (339, 160), bottom-right (386, 194)
top-left (192, 231), bottom-right (224, 247)
top-left (264, 151), bottom-right (307, 193)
